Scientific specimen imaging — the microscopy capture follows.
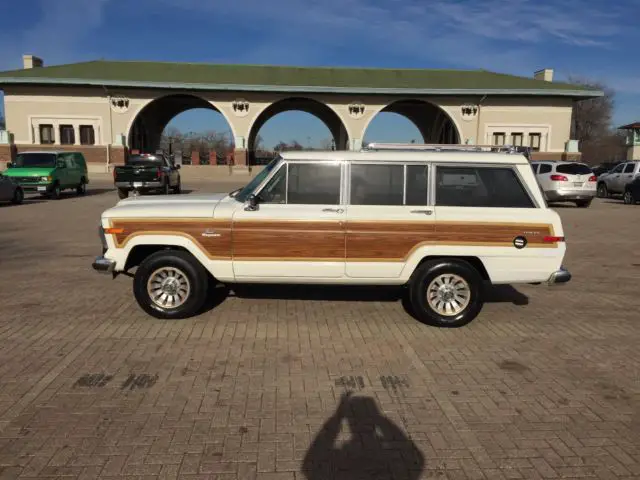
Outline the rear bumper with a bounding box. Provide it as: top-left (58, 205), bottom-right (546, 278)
top-left (115, 181), bottom-right (163, 189)
top-left (545, 189), bottom-right (596, 201)
top-left (92, 256), bottom-right (116, 274)
top-left (547, 266), bottom-right (571, 285)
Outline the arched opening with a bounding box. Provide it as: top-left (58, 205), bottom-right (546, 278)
top-left (364, 100), bottom-right (460, 145)
top-left (248, 98), bottom-right (349, 165)
top-left (128, 94), bottom-right (234, 162)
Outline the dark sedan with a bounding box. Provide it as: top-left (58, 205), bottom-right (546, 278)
top-left (623, 176), bottom-right (640, 205)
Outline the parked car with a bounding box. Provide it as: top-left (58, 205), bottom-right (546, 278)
top-left (597, 161), bottom-right (640, 198)
top-left (591, 162), bottom-right (620, 178)
top-left (92, 144), bottom-right (571, 328)
top-left (3, 151), bottom-right (89, 199)
top-left (623, 176), bottom-right (640, 205)
top-left (113, 153), bottom-right (181, 199)
top-left (0, 173), bottom-right (24, 205)
top-left (530, 161), bottom-right (597, 207)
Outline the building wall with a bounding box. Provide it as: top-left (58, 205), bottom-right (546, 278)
top-left (2, 85), bottom-right (577, 163)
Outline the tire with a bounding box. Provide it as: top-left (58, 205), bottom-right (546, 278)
top-left (623, 191), bottom-right (635, 205)
top-left (117, 188), bottom-right (129, 200)
top-left (408, 259), bottom-right (484, 328)
top-left (172, 180), bottom-right (182, 194)
top-left (163, 181), bottom-right (170, 195)
top-left (597, 183), bottom-right (609, 198)
top-left (50, 183), bottom-right (61, 200)
top-left (11, 187), bottom-right (24, 205)
top-left (576, 199), bottom-right (592, 208)
top-left (133, 250), bottom-right (209, 319)
top-left (76, 178), bottom-right (87, 195)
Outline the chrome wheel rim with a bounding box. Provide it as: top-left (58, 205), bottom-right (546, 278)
top-left (147, 267), bottom-right (191, 309)
top-left (426, 274), bottom-right (471, 317)
top-left (624, 192), bottom-right (633, 204)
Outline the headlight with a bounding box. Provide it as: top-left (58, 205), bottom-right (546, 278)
top-left (41, 176), bottom-right (52, 182)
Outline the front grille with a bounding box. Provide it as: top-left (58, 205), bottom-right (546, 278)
top-left (12, 176), bottom-right (42, 184)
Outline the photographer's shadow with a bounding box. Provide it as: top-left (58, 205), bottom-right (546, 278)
top-left (302, 393), bottom-right (425, 480)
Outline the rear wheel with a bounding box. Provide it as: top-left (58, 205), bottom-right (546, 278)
top-left (576, 199), bottom-right (592, 208)
top-left (597, 183), bottom-right (609, 198)
top-left (133, 250), bottom-right (209, 319)
top-left (11, 187), bottom-right (24, 205)
top-left (409, 259), bottom-right (484, 328)
top-left (117, 188), bottom-right (128, 200)
top-left (172, 180), bottom-right (182, 194)
top-left (623, 191), bottom-right (636, 205)
top-left (76, 178), bottom-right (87, 195)
top-left (163, 181), bottom-right (170, 195)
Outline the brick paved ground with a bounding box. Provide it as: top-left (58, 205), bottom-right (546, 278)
top-left (0, 180), bottom-right (638, 480)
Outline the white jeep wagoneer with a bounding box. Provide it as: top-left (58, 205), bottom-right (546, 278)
top-left (93, 143), bottom-right (571, 327)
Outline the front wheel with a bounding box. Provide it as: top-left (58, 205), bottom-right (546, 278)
top-left (133, 250), bottom-right (209, 319)
top-left (50, 183), bottom-right (61, 200)
top-left (597, 183), bottom-right (609, 198)
top-left (163, 181), bottom-right (170, 195)
top-left (117, 188), bottom-right (128, 200)
top-left (172, 180), bottom-right (182, 194)
top-left (11, 187), bottom-right (24, 205)
top-left (623, 191), bottom-right (636, 205)
top-left (409, 259), bottom-right (484, 328)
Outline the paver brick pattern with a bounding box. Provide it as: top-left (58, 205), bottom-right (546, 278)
top-left (0, 181), bottom-right (638, 479)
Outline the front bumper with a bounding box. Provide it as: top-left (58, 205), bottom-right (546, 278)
top-left (115, 181), bottom-right (163, 189)
top-left (20, 183), bottom-right (52, 193)
top-left (547, 266), bottom-right (572, 285)
top-left (545, 189), bottom-right (596, 202)
top-left (92, 256), bottom-right (116, 274)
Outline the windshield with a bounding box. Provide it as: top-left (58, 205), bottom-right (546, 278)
top-left (555, 163), bottom-right (592, 175)
top-left (14, 153), bottom-right (56, 168)
top-left (234, 156), bottom-right (281, 202)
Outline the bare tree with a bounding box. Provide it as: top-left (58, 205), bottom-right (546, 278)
top-left (254, 134), bottom-right (265, 151)
top-left (567, 76), bottom-right (625, 163)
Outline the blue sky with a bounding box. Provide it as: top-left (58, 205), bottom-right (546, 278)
top-left (0, 0), bottom-right (638, 148)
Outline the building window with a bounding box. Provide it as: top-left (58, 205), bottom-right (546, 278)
top-left (511, 132), bottom-right (523, 146)
top-left (59, 125), bottom-right (75, 145)
top-left (529, 133), bottom-right (541, 151)
top-left (39, 124), bottom-right (54, 144)
top-left (79, 125), bottom-right (95, 145)
top-left (492, 132), bottom-right (506, 146)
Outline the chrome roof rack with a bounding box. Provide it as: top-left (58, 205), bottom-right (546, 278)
top-left (363, 142), bottom-right (530, 155)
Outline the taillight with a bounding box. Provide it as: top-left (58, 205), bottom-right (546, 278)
top-left (550, 174), bottom-right (568, 181)
top-left (112, 168), bottom-right (116, 180)
top-left (543, 236), bottom-right (565, 243)
top-left (588, 175), bottom-right (597, 182)
top-left (156, 167), bottom-right (162, 179)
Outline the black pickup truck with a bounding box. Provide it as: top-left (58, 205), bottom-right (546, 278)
top-left (114, 153), bottom-right (181, 199)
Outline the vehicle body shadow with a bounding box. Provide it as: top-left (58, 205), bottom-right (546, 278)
top-left (302, 392), bottom-right (425, 480)
top-left (24, 188), bottom-right (115, 200)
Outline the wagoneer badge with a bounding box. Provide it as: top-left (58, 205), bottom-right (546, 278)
top-left (513, 236), bottom-right (527, 249)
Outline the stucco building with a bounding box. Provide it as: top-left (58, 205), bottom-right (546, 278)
top-left (0, 55), bottom-right (601, 170)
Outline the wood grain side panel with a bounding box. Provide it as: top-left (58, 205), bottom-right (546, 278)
top-left (233, 221), bottom-right (344, 260)
top-left (110, 219), bottom-right (233, 259)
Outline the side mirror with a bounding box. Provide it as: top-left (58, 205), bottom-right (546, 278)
top-left (244, 193), bottom-right (259, 211)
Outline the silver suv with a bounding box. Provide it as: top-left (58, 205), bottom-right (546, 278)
top-left (597, 161), bottom-right (640, 198)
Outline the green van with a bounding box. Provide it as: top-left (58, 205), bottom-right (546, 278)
top-left (4, 151), bottom-right (89, 199)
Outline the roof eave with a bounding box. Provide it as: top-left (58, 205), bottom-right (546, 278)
top-left (0, 77), bottom-right (604, 98)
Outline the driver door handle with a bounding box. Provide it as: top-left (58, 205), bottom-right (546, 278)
top-left (322, 208), bottom-right (344, 213)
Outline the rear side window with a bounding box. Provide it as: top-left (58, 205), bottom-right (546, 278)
top-left (624, 163), bottom-right (635, 174)
top-left (539, 164), bottom-right (552, 174)
top-left (436, 166), bottom-right (534, 208)
top-left (351, 164), bottom-right (403, 205)
top-left (288, 163), bottom-right (341, 205)
top-left (405, 165), bottom-right (429, 205)
top-left (556, 163), bottom-right (592, 175)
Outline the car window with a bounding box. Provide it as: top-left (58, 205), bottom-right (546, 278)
top-left (539, 164), bottom-right (552, 174)
top-left (612, 164), bottom-right (625, 173)
top-left (556, 163), bottom-right (592, 175)
top-left (288, 163), bottom-right (341, 205)
top-left (531, 164), bottom-right (539, 174)
top-left (350, 164), bottom-right (403, 206)
top-left (405, 165), bottom-right (430, 206)
top-left (436, 166), bottom-right (534, 208)
top-left (624, 163), bottom-right (635, 174)
top-left (258, 164), bottom-right (287, 204)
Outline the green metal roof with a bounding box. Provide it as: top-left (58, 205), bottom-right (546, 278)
top-left (0, 60), bottom-right (602, 97)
